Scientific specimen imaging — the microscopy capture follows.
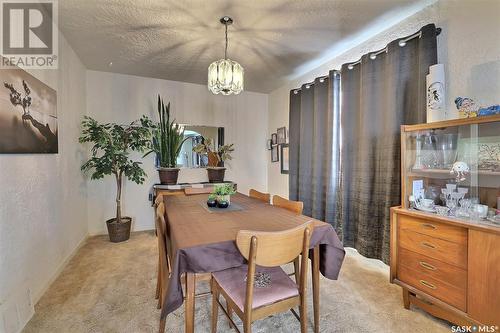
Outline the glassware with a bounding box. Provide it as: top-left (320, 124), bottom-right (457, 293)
top-left (436, 133), bottom-right (458, 168)
top-left (421, 134), bottom-right (438, 168)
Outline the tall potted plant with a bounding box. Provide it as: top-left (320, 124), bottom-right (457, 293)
top-left (193, 138), bottom-right (234, 182)
top-left (147, 95), bottom-right (188, 185)
top-left (79, 116), bottom-right (153, 243)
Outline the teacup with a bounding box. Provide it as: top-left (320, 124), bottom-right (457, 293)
top-left (420, 199), bottom-right (434, 209)
top-left (471, 204), bottom-right (488, 218)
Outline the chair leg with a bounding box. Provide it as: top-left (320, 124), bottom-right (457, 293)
top-left (211, 280), bottom-right (219, 333)
top-left (156, 256), bottom-right (161, 299)
top-left (227, 303), bottom-right (234, 329)
top-left (157, 257), bottom-right (162, 309)
top-left (243, 320), bottom-right (251, 333)
top-left (300, 296), bottom-right (307, 333)
top-left (293, 257), bottom-right (300, 284)
top-left (159, 316), bottom-right (166, 333)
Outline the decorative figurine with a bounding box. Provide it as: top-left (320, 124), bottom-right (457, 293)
top-left (450, 161), bottom-right (470, 182)
top-left (455, 96), bottom-right (500, 118)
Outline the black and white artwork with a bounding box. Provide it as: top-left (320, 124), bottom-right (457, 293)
top-left (0, 62), bottom-right (58, 153)
top-left (271, 133), bottom-right (277, 146)
top-left (271, 145), bottom-right (279, 162)
top-left (277, 126), bottom-right (286, 144)
top-left (280, 144), bottom-right (289, 174)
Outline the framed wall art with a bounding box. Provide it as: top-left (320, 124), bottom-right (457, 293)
top-left (271, 145), bottom-right (279, 162)
top-left (280, 144), bottom-right (289, 174)
top-left (0, 59), bottom-right (58, 153)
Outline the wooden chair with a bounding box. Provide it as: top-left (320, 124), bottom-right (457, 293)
top-left (272, 195), bottom-right (304, 283)
top-left (157, 202), bottom-right (213, 333)
top-left (156, 203), bottom-right (171, 310)
top-left (154, 194), bottom-right (164, 304)
top-left (272, 195), bottom-right (303, 215)
top-left (211, 222), bottom-right (312, 333)
top-left (249, 189), bottom-right (270, 203)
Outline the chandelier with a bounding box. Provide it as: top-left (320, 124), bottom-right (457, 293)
top-left (208, 16), bottom-right (244, 95)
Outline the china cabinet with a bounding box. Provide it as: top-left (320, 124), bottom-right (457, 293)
top-left (390, 115), bottom-right (500, 326)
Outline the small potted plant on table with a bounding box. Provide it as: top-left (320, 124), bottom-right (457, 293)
top-left (147, 95), bottom-right (189, 185)
top-left (79, 116), bottom-right (153, 242)
top-left (213, 183), bottom-right (236, 208)
top-left (193, 138), bottom-right (234, 183)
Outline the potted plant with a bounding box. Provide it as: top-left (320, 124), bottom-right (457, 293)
top-left (212, 183), bottom-right (236, 208)
top-left (147, 95), bottom-right (189, 185)
top-left (79, 115), bottom-right (153, 243)
top-left (193, 138), bottom-right (234, 183)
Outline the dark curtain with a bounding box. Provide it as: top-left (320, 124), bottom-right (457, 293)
top-left (289, 71), bottom-right (341, 225)
top-left (337, 24), bottom-right (438, 263)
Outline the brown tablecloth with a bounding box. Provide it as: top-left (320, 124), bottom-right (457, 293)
top-left (160, 193), bottom-right (345, 319)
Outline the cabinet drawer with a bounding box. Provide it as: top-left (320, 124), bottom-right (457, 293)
top-left (399, 230), bottom-right (467, 269)
top-left (398, 247), bottom-right (466, 289)
top-left (399, 215), bottom-right (467, 245)
top-left (399, 264), bottom-right (466, 311)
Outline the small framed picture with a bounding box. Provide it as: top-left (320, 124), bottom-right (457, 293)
top-left (266, 139), bottom-right (272, 150)
top-left (277, 127), bottom-right (287, 144)
top-left (280, 144), bottom-right (289, 174)
top-left (271, 133), bottom-right (278, 145)
top-left (271, 145), bottom-right (279, 162)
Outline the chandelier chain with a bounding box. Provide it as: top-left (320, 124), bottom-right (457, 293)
top-left (224, 23), bottom-right (228, 60)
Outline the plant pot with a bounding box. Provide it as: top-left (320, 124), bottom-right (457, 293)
top-left (217, 200), bottom-right (229, 209)
top-left (106, 217), bottom-right (132, 243)
top-left (207, 199), bottom-right (217, 208)
top-left (207, 167), bottom-right (226, 183)
top-left (158, 168), bottom-right (180, 185)
top-left (217, 195), bottom-right (231, 205)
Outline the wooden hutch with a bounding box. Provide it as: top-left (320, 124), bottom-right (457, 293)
top-left (390, 115), bottom-right (500, 326)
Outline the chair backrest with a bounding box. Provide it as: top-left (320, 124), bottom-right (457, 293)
top-left (184, 187), bottom-right (213, 195)
top-left (272, 195), bottom-right (303, 214)
top-left (236, 222), bottom-right (312, 315)
top-left (154, 194), bottom-right (164, 206)
top-left (249, 189), bottom-right (270, 203)
top-left (236, 221), bottom-right (313, 267)
top-left (156, 203), bottom-right (171, 272)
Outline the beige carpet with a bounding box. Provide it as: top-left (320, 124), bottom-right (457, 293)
top-left (23, 232), bottom-right (450, 333)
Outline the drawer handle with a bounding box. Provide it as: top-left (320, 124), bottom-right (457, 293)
top-left (420, 242), bottom-right (436, 249)
top-left (420, 280), bottom-right (437, 290)
top-left (419, 261), bottom-right (436, 271)
top-left (421, 223), bottom-right (436, 230)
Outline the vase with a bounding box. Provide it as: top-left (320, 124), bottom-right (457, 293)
top-left (158, 168), bottom-right (180, 185)
top-left (207, 167), bottom-right (226, 183)
top-left (217, 195), bottom-right (230, 205)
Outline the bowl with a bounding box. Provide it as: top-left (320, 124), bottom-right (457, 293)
top-left (434, 206), bottom-right (449, 216)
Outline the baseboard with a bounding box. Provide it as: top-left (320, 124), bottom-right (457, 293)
top-left (32, 233), bottom-right (89, 304)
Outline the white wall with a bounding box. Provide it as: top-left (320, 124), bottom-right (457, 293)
top-left (0, 35), bottom-right (88, 332)
top-left (86, 71), bottom-right (269, 235)
top-left (267, 0), bottom-right (500, 197)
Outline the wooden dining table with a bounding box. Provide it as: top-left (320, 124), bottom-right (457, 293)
top-left (160, 193), bottom-right (345, 333)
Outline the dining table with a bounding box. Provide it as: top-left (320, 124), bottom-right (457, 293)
top-left (160, 193), bottom-right (345, 333)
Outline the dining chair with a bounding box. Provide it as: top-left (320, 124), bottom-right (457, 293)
top-left (272, 195), bottom-right (304, 214)
top-left (157, 202), bottom-right (213, 332)
top-left (155, 202), bottom-right (171, 310)
top-left (211, 222), bottom-right (312, 333)
top-left (272, 195), bottom-right (304, 284)
top-left (248, 189), bottom-right (270, 203)
top-left (154, 194), bottom-right (165, 304)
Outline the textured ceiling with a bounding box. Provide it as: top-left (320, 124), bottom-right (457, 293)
top-left (59, 0), bottom-right (431, 93)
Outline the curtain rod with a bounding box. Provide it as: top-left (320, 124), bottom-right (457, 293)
top-left (347, 26), bottom-right (442, 69)
top-left (293, 72), bottom-right (340, 94)
top-left (293, 26), bottom-right (441, 93)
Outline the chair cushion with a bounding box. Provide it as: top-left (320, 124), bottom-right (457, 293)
top-left (212, 265), bottom-right (298, 311)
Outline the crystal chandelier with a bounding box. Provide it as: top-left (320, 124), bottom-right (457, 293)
top-left (208, 16), bottom-right (244, 95)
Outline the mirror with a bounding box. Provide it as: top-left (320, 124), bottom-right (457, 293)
top-left (177, 125), bottom-right (224, 168)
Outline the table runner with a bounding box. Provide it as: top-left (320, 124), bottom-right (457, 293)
top-left (160, 193), bottom-right (345, 319)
